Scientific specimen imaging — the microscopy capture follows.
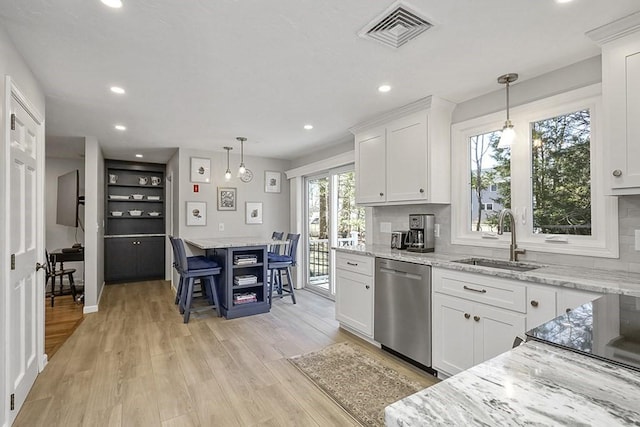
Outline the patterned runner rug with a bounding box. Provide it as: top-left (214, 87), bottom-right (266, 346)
top-left (289, 341), bottom-right (429, 426)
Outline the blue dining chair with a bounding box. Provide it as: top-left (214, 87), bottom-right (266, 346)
top-left (169, 236), bottom-right (214, 305)
top-left (267, 233), bottom-right (300, 306)
top-left (171, 237), bottom-right (222, 322)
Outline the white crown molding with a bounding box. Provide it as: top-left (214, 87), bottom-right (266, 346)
top-left (586, 11), bottom-right (640, 45)
top-left (349, 96), bottom-right (434, 134)
top-left (285, 150), bottom-right (354, 179)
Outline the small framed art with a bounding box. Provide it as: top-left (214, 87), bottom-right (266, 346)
top-left (190, 157), bottom-right (211, 183)
top-left (186, 201), bottom-right (206, 226)
top-left (245, 202), bottom-right (263, 224)
top-left (217, 187), bottom-right (237, 211)
top-left (264, 170), bottom-right (281, 193)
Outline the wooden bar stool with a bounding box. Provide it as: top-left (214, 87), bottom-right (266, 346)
top-left (173, 237), bottom-right (222, 323)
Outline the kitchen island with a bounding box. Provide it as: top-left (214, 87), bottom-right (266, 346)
top-left (185, 237), bottom-right (282, 319)
top-left (385, 340), bottom-right (640, 426)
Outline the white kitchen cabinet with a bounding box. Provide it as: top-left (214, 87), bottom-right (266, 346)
top-left (351, 96), bottom-right (455, 205)
top-left (433, 293), bottom-right (525, 376)
top-left (557, 288), bottom-right (599, 315)
top-left (526, 285), bottom-right (557, 330)
top-left (589, 15), bottom-right (640, 194)
top-left (335, 252), bottom-right (374, 338)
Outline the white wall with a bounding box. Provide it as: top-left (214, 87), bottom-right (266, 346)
top-left (45, 157), bottom-right (85, 279)
top-left (289, 137), bottom-right (353, 169)
top-left (0, 25), bottom-right (46, 427)
top-left (83, 137), bottom-right (105, 313)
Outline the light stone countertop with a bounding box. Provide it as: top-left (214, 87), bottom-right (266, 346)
top-left (385, 341), bottom-right (640, 426)
top-left (334, 244), bottom-right (640, 296)
top-left (185, 236), bottom-right (281, 250)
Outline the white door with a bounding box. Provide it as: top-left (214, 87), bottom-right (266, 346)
top-left (6, 84), bottom-right (44, 424)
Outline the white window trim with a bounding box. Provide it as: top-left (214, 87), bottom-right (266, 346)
top-left (451, 84), bottom-right (618, 258)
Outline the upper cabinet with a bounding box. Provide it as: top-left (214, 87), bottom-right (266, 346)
top-left (588, 12), bottom-right (640, 195)
top-left (350, 96), bottom-right (455, 205)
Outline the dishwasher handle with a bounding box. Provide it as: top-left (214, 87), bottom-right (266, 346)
top-left (378, 266), bottom-right (423, 281)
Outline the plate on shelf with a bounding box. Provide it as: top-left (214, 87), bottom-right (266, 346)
top-left (131, 194), bottom-right (144, 200)
top-left (147, 196), bottom-right (161, 201)
top-left (109, 195), bottom-right (130, 200)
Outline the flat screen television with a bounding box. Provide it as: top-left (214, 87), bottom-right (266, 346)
top-left (56, 169), bottom-right (83, 227)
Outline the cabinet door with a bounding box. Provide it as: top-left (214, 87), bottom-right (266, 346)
top-left (335, 269), bottom-right (374, 337)
top-left (137, 236), bottom-right (165, 280)
top-left (474, 304), bottom-right (526, 365)
top-left (386, 112), bottom-right (428, 202)
top-left (605, 35), bottom-right (640, 193)
top-left (105, 238), bottom-right (138, 282)
top-left (355, 127), bottom-right (386, 204)
top-left (432, 293), bottom-right (475, 376)
top-left (526, 285), bottom-right (557, 330)
top-left (558, 288), bottom-right (598, 315)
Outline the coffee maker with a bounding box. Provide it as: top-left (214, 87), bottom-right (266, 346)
top-left (405, 214), bottom-right (435, 253)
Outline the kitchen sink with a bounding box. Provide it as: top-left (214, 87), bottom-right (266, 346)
top-left (452, 257), bottom-right (541, 272)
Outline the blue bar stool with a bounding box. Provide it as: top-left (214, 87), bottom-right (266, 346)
top-left (267, 233), bottom-right (300, 306)
top-left (169, 236), bottom-right (214, 305)
top-left (172, 237), bottom-right (222, 323)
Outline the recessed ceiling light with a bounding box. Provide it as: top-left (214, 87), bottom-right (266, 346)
top-left (114, 124), bottom-right (126, 131)
top-left (378, 85), bottom-right (391, 93)
top-left (101, 0), bottom-right (123, 8)
top-left (135, 154), bottom-right (143, 158)
top-left (304, 124), bottom-right (313, 130)
top-left (110, 86), bottom-right (125, 94)
top-left (555, 0), bottom-right (573, 3)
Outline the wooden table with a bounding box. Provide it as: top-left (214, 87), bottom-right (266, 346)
top-left (49, 248), bottom-right (84, 295)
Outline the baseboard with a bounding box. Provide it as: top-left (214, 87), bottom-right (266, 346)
top-left (83, 305), bottom-right (98, 314)
top-left (40, 353), bottom-right (48, 370)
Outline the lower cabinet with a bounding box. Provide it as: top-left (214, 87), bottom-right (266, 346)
top-left (335, 252), bottom-right (374, 338)
top-left (433, 293), bottom-right (525, 375)
top-left (105, 236), bottom-right (165, 282)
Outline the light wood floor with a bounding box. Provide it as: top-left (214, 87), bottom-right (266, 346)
top-left (16, 280), bottom-right (436, 426)
top-left (45, 295), bottom-right (85, 358)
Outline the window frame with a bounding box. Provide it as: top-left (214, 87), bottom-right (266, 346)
top-left (451, 84), bottom-right (618, 258)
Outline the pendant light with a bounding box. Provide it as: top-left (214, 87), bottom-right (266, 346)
top-left (236, 137), bottom-right (247, 175)
top-left (497, 73), bottom-right (518, 148)
top-left (223, 146), bottom-right (233, 180)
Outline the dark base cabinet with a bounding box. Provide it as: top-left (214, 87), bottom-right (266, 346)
top-left (210, 246), bottom-right (269, 319)
top-left (105, 236), bottom-right (165, 283)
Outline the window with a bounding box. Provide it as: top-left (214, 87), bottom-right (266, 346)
top-left (452, 84), bottom-right (618, 258)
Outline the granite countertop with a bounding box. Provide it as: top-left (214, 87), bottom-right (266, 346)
top-left (185, 236), bottom-right (281, 249)
top-left (385, 341), bottom-right (640, 426)
top-left (334, 244), bottom-right (640, 296)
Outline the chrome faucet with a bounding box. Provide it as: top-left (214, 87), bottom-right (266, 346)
top-left (497, 209), bottom-right (525, 262)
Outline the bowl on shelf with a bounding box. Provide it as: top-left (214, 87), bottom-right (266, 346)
top-left (128, 209), bottom-right (143, 216)
top-left (111, 211), bottom-right (123, 217)
top-left (109, 195), bottom-right (130, 200)
top-left (131, 194), bottom-right (144, 200)
top-left (148, 211), bottom-right (161, 217)
top-left (147, 195), bottom-right (161, 201)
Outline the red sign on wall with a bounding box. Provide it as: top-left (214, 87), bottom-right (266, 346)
top-left (193, 184), bottom-right (199, 193)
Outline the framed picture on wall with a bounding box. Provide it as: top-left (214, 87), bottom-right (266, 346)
top-left (245, 202), bottom-right (263, 224)
top-left (264, 171), bottom-right (281, 193)
top-left (217, 187), bottom-right (237, 211)
top-left (186, 201), bottom-right (206, 226)
top-left (190, 157), bottom-right (211, 183)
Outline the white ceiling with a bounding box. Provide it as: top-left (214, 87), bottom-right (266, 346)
top-left (1, 0), bottom-right (638, 163)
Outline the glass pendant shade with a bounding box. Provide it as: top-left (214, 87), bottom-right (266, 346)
top-left (497, 73), bottom-right (518, 149)
top-left (223, 146), bottom-right (233, 180)
top-left (236, 137), bottom-right (247, 175)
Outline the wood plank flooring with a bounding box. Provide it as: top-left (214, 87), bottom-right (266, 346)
top-left (16, 280), bottom-right (437, 426)
top-left (45, 295), bottom-right (85, 358)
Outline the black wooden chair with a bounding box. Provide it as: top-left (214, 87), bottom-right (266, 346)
top-left (45, 250), bottom-right (81, 306)
top-left (267, 233), bottom-right (300, 306)
top-left (172, 237), bottom-right (222, 323)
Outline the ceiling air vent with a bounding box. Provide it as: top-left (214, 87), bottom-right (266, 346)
top-left (358, 2), bottom-right (433, 49)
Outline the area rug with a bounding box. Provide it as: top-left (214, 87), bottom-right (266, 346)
top-left (289, 341), bottom-right (426, 426)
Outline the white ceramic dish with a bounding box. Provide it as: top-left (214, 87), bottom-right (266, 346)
top-left (111, 211), bottom-right (123, 217)
top-left (109, 195), bottom-right (130, 200)
top-left (148, 212), bottom-right (161, 217)
top-left (128, 210), bottom-right (143, 216)
top-left (147, 196), bottom-right (161, 201)
top-left (131, 194), bottom-right (144, 200)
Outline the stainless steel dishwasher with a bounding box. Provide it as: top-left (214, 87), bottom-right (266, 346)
top-left (374, 258), bottom-right (432, 369)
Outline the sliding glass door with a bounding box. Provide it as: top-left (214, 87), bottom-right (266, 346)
top-left (305, 167), bottom-right (365, 298)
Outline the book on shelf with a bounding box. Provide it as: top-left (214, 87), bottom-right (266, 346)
top-left (234, 274), bottom-right (258, 285)
top-left (233, 254), bottom-right (258, 265)
top-left (233, 292), bottom-right (257, 304)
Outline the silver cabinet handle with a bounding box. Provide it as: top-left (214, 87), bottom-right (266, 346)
top-left (464, 313), bottom-right (470, 319)
top-left (463, 285), bottom-right (487, 294)
top-left (346, 261), bottom-right (358, 266)
top-left (474, 315), bottom-right (480, 322)
top-left (612, 169), bottom-right (622, 177)
top-left (530, 300), bottom-right (539, 307)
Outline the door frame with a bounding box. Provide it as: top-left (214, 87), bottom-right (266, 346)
top-left (2, 76), bottom-right (46, 425)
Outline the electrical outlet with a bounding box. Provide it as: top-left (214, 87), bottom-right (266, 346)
top-left (434, 223), bottom-right (440, 238)
top-left (635, 230), bottom-right (640, 251)
top-left (380, 222), bottom-right (392, 233)
top-left (219, 223), bottom-right (225, 232)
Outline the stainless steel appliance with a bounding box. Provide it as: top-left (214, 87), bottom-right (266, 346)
top-left (374, 258), bottom-right (433, 370)
top-left (390, 231), bottom-right (408, 249)
top-left (405, 214), bottom-right (435, 253)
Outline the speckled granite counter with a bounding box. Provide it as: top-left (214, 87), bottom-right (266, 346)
top-left (334, 244), bottom-right (640, 296)
top-left (385, 341), bottom-right (640, 426)
top-left (185, 236), bottom-right (280, 249)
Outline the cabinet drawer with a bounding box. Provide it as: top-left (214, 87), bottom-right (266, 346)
top-left (433, 268), bottom-right (526, 313)
top-left (335, 253), bottom-right (373, 276)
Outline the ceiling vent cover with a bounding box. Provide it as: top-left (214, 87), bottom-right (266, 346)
top-left (358, 2), bottom-right (433, 49)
